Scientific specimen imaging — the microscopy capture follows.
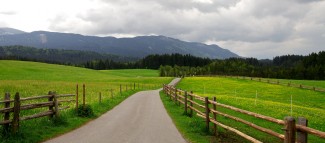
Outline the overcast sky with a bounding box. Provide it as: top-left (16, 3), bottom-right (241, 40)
top-left (0, 0), bottom-right (324, 59)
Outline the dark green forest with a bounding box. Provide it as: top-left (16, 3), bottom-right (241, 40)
top-left (159, 52), bottom-right (325, 80)
top-left (0, 46), bottom-right (136, 65)
top-left (0, 45), bottom-right (324, 80)
top-left (83, 54), bottom-right (211, 70)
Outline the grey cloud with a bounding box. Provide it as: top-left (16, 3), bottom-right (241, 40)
top-left (48, 0), bottom-right (325, 58)
top-left (0, 11), bottom-right (17, 15)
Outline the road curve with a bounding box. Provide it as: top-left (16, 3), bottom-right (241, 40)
top-left (45, 78), bottom-right (186, 143)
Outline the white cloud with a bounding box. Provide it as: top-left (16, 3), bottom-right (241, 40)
top-left (0, 0), bottom-right (324, 58)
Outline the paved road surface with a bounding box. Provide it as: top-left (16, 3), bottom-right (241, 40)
top-left (45, 78), bottom-right (186, 143)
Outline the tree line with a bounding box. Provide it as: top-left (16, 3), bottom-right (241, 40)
top-left (1, 45), bottom-right (324, 80)
top-left (159, 51), bottom-right (325, 80)
top-left (0, 46), bottom-right (136, 65)
top-left (83, 53), bottom-right (211, 70)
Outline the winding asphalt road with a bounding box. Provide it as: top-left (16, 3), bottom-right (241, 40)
top-left (45, 78), bottom-right (186, 143)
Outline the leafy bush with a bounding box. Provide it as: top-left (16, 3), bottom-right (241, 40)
top-left (77, 104), bottom-right (94, 117)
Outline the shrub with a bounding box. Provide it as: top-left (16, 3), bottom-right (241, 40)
top-left (77, 104), bottom-right (94, 117)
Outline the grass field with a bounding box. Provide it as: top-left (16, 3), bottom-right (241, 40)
top-left (276, 78), bottom-right (325, 89)
top-left (160, 91), bottom-right (251, 143)
top-left (0, 60), bottom-right (172, 143)
top-left (175, 77), bottom-right (325, 143)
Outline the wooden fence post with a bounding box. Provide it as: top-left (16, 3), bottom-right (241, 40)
top-left (12, 92), bottom-right (20, 134)
top-left (169, 87), bottom-right (172, 100)
top-left (184, 91), bottom-right (188, 115)
top-left (205, 97), bottom-right (210, 132)
top-left (120, 84), bottom-right (122, 95)
top-left (175, 88), bottom-right (178, 104)
top-left (48, 91), bottom-right (54, 118)
top-left (297, 117), bottom-right (308, 143)
top-left (190, 91), bottom-right (193, 117)
top-left (213, 96), bottom-right (217, 136)
top-left (300, 84), bottom-right (302, 88)
top-left (284, 116), bottom-right (296, 143)
top-left (83, 84), bottom-right (86, 108)
top-left (178, 89), bottom-right (182, 106)
top-left (3, 93), bottom-right (10, 133)
top-left (99, 92), bottom-right (102, 103)
top-left (53, 92), bottom-right (59, 118)
top-left (76, 84), bottom-right (78, 111)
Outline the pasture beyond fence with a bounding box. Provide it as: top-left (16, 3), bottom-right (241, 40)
top-left (163, 85), bottom-right (325, 143)
top-left (208, 75), bottom-right (325, 93)
top-left (0, 82), bottom-right (157, 135)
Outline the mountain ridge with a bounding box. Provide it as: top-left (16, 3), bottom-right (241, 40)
top-left (0, 28), bottom-right (239, 59)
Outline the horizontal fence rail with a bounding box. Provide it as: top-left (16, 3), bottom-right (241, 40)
top-left (0, 91), bottom-right (74, 134)
top-left (163, 84), bottom-right (325, 143)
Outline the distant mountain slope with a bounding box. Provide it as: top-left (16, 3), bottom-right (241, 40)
top-left (0, 28), bottom-right (239, 59)
top-left (0, 27), bottom-right (26, 35)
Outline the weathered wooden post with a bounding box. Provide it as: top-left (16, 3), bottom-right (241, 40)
top-left (205, 97), bottom-right (210, 132)
top-left (99, 92), bottom-right (102, 103)
top-left (178, 89), bottom-right (182, 106)
top-left (169, 86), bottom-right (172, 100)
top-left (184, 91), bottom-right (188, 114)
top-left (300, 84), bottom-right (302, 88)
top-left (174, 88), bottom-right (178, 104)
top-left (284, 116), bottom-right (296, 143)
top-left (48, 91), bottom-right (54, 118)
top-left (297, 117), bottom-right (308, 143)
top-left (120, 84), bottom-right (122, 95)
top-left (76, 84), bottom-right (79, 111)
top-left (12, 92), bottom-right (20, 134)
top-left (53, 92), bottom-right (59, 118)
top-left (213, 96), bottom-right (217, 136)
top-left (3, 93), bottom-right (10, 133)
top-left (83, 84), bottom-right (86, 108)
top-left (190, 91), bottom-right (193, 117)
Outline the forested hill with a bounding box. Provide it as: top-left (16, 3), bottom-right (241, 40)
top-left (0, 28), bottom-right (239, 59)
top-left (0, 46), bottom-right (136, 64)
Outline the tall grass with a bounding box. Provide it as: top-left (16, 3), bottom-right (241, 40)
top-left (176, 77), bottom-right (325, 143)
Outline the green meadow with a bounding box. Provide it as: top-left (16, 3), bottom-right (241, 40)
top-left (174, 77), bottom-right (325, 143)
top-left (0, 60), bottom-right (172, 142)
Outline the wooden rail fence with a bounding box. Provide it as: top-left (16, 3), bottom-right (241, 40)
top-left (0, 91), bottom-right (75, 134)
top-left (163, 85), bottom-right (325, 143)
top-left (200, 75), bottom-right (325, 93)
top-left (0, 82), bottom-right (158, 135)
